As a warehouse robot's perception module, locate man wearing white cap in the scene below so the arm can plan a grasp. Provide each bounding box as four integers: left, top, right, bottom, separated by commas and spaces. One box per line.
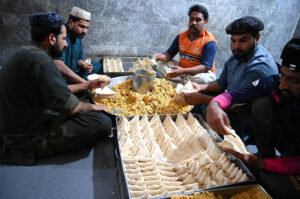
54, 7, 101, 84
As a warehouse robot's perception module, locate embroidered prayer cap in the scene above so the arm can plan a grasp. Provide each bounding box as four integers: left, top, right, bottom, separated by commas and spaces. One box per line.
29, 12, 63, 28
281, 36, 300, 72
225, 16, 264, 35
70, 7, 91, 21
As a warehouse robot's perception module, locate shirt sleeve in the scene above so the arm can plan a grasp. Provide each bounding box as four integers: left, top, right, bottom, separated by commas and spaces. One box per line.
216, 64, 228, 90
213, 75, 279, 110
239, 70, 268, 89
265, 156, 300, 174
166, 35, 179, 59
200, 41, 217, 70
63, 93, 80, 113
34, 52, 78, 114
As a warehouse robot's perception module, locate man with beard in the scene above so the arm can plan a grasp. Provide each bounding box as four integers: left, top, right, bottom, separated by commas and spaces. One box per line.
153, 4, 217, 84
184, 16, 278, 141
54, 7, 100, 83
0, 12, 112, 165
206, 36, 300, 199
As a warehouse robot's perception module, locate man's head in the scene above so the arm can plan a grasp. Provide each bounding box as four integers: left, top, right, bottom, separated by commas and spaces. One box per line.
226, 16, 264, 58
68, 7, 91, 39
29, 12, 67, 57
279, 36, 300, 99
188, 5, 208, 36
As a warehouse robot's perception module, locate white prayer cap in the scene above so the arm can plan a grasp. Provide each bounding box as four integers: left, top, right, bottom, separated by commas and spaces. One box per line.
70, 7, 91, 21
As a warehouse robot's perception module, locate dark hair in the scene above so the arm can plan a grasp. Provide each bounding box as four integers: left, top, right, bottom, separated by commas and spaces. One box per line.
29, 12, 63, 42
188, 4, 209, 21
68, 15, 89, 23
68, 15, 80, 23
31, 25, 62, 42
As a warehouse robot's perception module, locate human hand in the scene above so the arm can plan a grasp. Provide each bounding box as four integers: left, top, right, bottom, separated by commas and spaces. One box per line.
183, 92, 203, 105
223, 149, 265, 170
91, 104, 109, 112
82, 62, 93, 73
190, 82, 204, 92
87, 79, 109, 90
153, 53, 166, 61
206, 101, 231, 135
165, 65, 183, 78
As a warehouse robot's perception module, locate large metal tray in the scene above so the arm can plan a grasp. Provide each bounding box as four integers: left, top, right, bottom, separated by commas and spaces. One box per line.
114, 113, 256, 199
102, 56, 152, 77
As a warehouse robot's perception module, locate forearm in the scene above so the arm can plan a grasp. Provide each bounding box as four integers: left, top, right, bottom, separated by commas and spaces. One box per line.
71, 101, 92, 115
211, 92, 234, 110
200, 81, 223, 93
201, 94, 214, 105
54, 60, 86, 83
180, 64, 208, 75
185, 93, 214, 105
161, 53, 172, 62
68, 82, 89, 93
264, 156, 300, 174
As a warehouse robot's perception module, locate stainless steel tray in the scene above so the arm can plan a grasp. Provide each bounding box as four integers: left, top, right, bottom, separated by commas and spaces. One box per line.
114, 113, 256, 199
102, 56, 151, 77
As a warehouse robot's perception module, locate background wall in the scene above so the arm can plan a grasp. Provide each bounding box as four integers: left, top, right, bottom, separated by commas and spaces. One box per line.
0, 0, 299, 69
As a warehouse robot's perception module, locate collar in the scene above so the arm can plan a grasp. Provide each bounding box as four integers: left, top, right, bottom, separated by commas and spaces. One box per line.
31, 41, 48, 54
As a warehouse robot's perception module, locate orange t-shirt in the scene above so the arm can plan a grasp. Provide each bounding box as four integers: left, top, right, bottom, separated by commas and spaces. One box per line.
179, 29, 217, 72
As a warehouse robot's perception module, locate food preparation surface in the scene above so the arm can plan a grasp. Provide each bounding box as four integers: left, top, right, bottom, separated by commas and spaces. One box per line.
116, 114, 255, 199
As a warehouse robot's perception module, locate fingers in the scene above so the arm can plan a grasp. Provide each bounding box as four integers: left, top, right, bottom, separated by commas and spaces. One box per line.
92, 104, 108, 111
191, 82, 200, 91
83, 63, 93, 72
223, 116, 231, 128
223, 148, 244, 159
165, 72, 176, 78
101, 105, 109, 111
243, 154, 251, 162
153, 53, 163, 61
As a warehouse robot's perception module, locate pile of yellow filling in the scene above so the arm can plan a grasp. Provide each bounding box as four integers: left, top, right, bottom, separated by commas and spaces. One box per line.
94, 78, 192, 116
171, 186, 270, 199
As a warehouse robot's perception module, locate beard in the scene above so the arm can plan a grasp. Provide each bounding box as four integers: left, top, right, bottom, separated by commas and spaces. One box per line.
189, 25, 200, 35
71, 27, 85, 39
232, 42, 256, 58
281, 89, 300, 101
49, 42, 63, 57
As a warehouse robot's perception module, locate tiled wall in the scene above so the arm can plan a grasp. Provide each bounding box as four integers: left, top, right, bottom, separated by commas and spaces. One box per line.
0, 0, 299, 67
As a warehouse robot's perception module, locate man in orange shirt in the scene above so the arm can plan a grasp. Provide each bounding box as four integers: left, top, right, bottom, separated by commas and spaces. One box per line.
153, 4, 217, 84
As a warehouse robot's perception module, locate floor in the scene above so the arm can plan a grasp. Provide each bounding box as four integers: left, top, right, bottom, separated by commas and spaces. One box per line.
0, 137, 126, 199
